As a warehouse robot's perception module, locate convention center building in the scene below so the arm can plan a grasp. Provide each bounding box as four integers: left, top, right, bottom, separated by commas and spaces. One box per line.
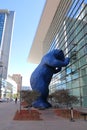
28, 0, 87, 107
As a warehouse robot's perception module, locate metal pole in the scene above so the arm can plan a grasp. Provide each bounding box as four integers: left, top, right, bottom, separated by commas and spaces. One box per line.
0, 62, 3, 98
20, 87, 22, 112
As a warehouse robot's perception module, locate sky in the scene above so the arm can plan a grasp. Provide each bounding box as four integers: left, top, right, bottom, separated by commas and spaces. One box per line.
0, 0, 46, 86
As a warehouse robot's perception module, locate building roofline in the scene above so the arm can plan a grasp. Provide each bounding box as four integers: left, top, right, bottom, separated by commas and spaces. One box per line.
0, 9, 10, 14
28, 0, 60, 64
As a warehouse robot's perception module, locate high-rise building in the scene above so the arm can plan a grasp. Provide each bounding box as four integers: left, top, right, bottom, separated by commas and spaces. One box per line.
0, 9, 15, 79
0, 9, 15, 98
28, 0, 87, 107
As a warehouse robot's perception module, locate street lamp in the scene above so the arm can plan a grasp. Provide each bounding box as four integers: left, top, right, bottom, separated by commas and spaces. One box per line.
0, 61, 3, 98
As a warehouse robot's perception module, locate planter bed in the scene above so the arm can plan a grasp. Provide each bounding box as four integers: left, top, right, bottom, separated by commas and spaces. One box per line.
54, 108, 82, 119
13, 109, 42, 120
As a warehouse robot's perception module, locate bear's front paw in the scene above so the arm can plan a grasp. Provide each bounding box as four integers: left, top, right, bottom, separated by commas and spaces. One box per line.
64, 57, 70, 66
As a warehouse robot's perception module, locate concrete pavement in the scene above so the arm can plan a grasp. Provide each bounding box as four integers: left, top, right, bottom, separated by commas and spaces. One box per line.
0, 101, 87, 130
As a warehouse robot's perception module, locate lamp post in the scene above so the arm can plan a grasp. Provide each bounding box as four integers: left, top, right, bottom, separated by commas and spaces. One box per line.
0, 61, 3, 98
19, 83, 22, 111
19, 76, 22, 112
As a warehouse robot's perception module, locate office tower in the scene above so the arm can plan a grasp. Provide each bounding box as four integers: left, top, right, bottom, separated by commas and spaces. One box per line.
0, 9, 15, 98
0, 9, 15, 79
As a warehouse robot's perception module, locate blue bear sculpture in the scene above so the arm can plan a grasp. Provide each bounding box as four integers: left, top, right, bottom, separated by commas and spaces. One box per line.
30, 49, 70, 109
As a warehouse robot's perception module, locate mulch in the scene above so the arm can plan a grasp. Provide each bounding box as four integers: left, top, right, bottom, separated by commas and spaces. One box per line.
13, 109, 42, 120
13, 101, 42, 120
54, 108, 82, 119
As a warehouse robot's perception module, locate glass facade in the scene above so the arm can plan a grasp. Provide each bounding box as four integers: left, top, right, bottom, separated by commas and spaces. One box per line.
44, 0, 87, 107
0, 13, 5, 46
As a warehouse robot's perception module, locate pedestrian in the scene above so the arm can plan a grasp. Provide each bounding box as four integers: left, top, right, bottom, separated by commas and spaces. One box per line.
15, 97, 17, 104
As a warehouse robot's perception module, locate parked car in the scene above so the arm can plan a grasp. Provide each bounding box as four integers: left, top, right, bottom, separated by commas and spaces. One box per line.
0, 98, 9, 102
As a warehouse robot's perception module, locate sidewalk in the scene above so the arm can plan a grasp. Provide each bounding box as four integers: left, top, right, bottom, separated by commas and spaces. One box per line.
0, 102, 87, 130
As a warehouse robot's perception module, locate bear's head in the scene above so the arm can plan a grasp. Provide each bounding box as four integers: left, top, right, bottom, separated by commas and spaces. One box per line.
53, 49, 65, 61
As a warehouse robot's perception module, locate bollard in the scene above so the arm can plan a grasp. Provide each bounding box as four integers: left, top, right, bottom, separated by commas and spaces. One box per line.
70, 107, 75, 122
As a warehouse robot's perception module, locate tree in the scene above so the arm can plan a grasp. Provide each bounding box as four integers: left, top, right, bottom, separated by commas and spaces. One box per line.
49, 89, 79, 108
21, 90, 40, 108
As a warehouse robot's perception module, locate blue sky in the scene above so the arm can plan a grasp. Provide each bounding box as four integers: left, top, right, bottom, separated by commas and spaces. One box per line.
0, 0, 46, 86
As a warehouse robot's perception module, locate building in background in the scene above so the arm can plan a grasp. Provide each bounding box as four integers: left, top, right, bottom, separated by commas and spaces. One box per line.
5, 76, 17, 99
28, 0, 87, 107
0, 9, 15, 98
0, 76, 17, 100
0, 9, 15, 79
21, 86, 31, 91
11, 74, 22, 93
